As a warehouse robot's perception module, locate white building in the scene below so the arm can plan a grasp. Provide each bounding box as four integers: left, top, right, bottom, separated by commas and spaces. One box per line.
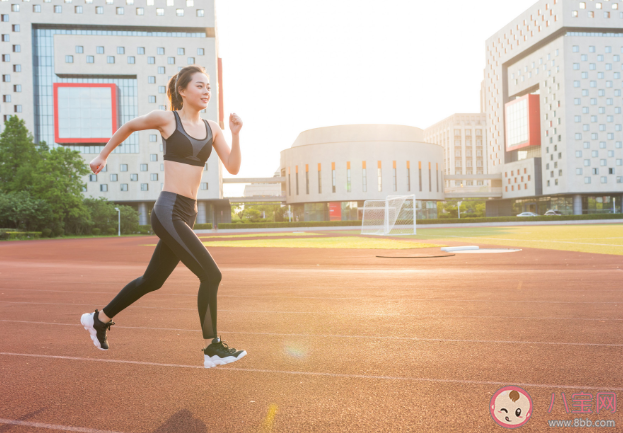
0, 0, 229, 225
279, 125, 444, 221
484, 0, 623, 215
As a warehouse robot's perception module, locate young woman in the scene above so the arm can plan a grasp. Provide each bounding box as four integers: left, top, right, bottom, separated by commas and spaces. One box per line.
80, 65, 246, 369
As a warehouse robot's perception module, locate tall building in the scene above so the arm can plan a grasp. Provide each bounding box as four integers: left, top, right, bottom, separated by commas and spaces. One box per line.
484, 0, 623, 215
0, 0, 229, 225
423, 113, 488, 188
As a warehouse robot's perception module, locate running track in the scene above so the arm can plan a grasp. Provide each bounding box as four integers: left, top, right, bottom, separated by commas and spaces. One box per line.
0, 233, 622, 432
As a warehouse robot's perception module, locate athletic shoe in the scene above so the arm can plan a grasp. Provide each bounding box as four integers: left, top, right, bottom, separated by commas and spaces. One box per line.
80, 309, 115, 351
203, 336, 247, 368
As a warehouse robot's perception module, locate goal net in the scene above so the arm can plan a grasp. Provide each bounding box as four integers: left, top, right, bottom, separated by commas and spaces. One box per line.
361, 194, 416, 235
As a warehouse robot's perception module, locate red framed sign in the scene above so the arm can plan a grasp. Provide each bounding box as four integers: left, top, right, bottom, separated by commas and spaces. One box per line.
504, 94, 541, 152
53, 83, 118, 144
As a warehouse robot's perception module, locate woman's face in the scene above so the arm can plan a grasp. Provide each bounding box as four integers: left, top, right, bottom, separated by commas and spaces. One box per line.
179, 72, 211, 110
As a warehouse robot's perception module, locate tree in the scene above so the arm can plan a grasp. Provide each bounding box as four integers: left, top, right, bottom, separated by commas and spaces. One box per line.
30, 146, 91, 234
0, 116, 44, 193
84, 198, 139, 234
0, 191, 53, 231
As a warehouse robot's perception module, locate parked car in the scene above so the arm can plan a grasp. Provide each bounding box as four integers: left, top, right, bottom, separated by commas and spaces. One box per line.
544, 210, 562, 216
517, 212, 539, 217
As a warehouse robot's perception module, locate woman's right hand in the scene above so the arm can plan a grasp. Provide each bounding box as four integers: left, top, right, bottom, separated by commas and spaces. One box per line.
90, 155, 107, 174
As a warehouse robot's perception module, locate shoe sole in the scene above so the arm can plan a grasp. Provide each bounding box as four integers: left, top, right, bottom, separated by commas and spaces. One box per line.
80, 312, 107, 351
204, 350, 247, 369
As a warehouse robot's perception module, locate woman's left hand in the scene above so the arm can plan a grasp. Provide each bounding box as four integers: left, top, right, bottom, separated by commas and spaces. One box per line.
229, 113, 243, 135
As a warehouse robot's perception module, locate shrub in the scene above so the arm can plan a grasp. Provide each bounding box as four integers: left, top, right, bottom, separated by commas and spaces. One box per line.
42, 228, 52, 237
53, 228, 64, 237
107, 227, 117, 235
91, 228, 101, 236
193, 223, 213, 230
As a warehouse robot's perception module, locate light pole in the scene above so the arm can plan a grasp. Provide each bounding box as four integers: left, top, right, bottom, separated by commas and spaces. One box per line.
114, 207, 120, 236
457, 201, 463, 219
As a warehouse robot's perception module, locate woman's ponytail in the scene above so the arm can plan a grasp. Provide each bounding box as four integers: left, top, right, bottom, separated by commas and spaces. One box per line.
166, 65, 208, 111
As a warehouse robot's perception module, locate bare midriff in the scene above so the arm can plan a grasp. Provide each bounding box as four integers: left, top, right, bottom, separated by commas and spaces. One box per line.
162, 160, 203, 212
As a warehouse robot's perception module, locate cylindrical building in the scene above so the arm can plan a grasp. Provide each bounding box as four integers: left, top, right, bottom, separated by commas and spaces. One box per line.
279, 125, 445, 222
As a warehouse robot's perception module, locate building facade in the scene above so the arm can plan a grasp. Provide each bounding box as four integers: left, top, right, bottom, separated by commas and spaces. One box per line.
484, 0, 623, 215
0, 0, 228, 225
423, 113, 488, 187
279, 125, 444, 222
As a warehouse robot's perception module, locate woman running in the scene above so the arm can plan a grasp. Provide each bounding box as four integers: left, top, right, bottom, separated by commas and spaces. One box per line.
80, 65, 246, 368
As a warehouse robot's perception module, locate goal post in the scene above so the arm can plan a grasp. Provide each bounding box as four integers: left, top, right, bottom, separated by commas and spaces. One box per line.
361, 194, 416, 235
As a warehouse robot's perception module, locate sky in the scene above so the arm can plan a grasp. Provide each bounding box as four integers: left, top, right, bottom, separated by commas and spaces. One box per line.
215, 0, 538, 196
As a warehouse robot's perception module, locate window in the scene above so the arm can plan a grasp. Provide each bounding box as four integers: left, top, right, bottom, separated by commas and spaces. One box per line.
74, 46, 84, 54
197, 48, 205, 56
377, 163, 382, 192
2, 75, 10, 83
158, 86, 166, 94
1, 35, 9, 42
116, 47, 125, 55
110, 174, 118, 182
75, 4, 82, 11
176, 8, 183, 16
0, 15, 7, 22
601, 176, 607, 184
107, 56, 115, 64
100, 184, 108, 192
156, 8, 164, 15
576, 168, 583, 175
127, 56, 135, 64
120, 184, 128, 192
96, 46, 104, 54
187, 57, 195, 65
33, 4, 40, 12
150, 154, 158, 162
130, 174, 138, 181
13, 85, 20, 92
127, 0, 134, 3
147, 56, 155, 64
137, 47, 145, 55
1, 54, 8, 63
167, 57, 175, 64
13, 105, 21, 113
149, 134, 157, 142
148, 95, 156, 103
65, 55, 74, 63
147, 0, 154, 4
200, 182, 208, 190
141, 184, 149, 191
89, 174, 97, 182
86, 56, 94, 63
592, 168, 599, 175
95, 6, 103, 13
157, 66, 165, 74
196, 9, 204, 17
12, 24, 20, 32
10, 4, 18, 12
116, 7, 124, 14
150, 173, 158, 181
136, 7, 144, 15
187, 0, 193, 5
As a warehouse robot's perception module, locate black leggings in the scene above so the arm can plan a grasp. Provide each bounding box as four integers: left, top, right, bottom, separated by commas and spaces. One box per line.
103, 191, 221, 339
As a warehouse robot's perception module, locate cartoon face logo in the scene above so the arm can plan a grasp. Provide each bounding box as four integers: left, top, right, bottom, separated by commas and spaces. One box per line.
490, 386, 533, 429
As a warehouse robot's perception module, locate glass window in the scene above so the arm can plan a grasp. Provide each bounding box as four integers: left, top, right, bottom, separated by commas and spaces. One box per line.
33, 4, 41, 12
120, 184, 128, 192
140, 164, 148, 172
110, 174, 118, 181
65, 55, 73, 63
116, 7, 124, 14
86, 55, 94, 63
186, 0, 193, 5
127, 56, 135, 64
197, 48, 205, 56
54, 5, 61, 13
141, 183, 149, 191
89, 174, 97, 182
120, 164, 128, 172
107, 56, 115, 64
148, 95, 156, 103
150, 173, 158, 181
96, 46, 104, 54
117, 47, 125, 55
95, 6, 103, 13
177, 48, 185, 55
136, 7, 143, 15
127, 0, 134, 4
137, 47, 145, 55
149, 134, 157, 142
13, 84, 21, 92
157, 66, 165, 74
75, 46, 84, 54
200, 182, 208, 190
156, 8, 164, 15
10, 4, 18, 12
187, 57, 195, 64
196, 9, 204, 17
148, 76, 155, 84
13, 105, 21, 113
147, 56, 155, 64
130, 174, 138, 181
157, 47, 165, 55
176, 8, 183, 16
167, 57, 175, 64
100, 184, 108, 192
158, 86, 166, 93
150, 154, 158, 161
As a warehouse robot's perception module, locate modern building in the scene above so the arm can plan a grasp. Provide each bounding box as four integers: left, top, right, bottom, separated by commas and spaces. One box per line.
0, 0, 230, 225
279, 125, 444, 222
483, 0, 623, 215
242, 170, 283, 198
423, 113, 489, 186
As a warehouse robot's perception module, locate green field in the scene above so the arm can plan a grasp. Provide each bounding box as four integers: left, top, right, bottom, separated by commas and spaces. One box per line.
197, 232, 321, 240
198, 236, 442, 249
342, 224, 623, 256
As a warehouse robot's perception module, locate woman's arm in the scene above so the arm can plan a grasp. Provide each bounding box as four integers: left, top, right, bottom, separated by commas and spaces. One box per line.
89, 110, 172, 174
211, 113, 242, 175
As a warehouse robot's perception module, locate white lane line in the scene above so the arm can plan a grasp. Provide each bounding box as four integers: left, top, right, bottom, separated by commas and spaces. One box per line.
1, 296, 621, 307
1, 319, 622, 348
442, 235, 623, 248
0, 418, 123, 433
2, 352, 622, 392
3, 286, 623, 296
1, 301, 622, 321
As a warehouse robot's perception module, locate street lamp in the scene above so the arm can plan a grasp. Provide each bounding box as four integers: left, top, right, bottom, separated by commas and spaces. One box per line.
457, 201, 463, 219
114, 207, 120, 237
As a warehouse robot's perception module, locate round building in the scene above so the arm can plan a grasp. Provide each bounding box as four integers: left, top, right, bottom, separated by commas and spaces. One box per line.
279, 124, 445, 222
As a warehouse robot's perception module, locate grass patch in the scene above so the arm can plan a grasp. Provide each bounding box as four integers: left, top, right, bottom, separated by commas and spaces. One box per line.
197, 236, 442, 249
402, 224, 623, 256
198, 232, 321, 239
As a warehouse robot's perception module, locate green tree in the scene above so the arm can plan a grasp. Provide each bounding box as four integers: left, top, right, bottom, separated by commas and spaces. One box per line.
0, 116, 44, 193
30, 146, 91, 234
0, 191, 54, 231
84, 198, 139, 234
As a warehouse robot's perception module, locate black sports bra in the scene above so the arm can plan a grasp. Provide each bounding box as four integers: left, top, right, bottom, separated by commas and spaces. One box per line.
162, 111, 213, 167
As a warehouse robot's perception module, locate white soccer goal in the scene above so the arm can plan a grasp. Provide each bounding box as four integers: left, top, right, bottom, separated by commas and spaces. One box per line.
361, 194, 416, 235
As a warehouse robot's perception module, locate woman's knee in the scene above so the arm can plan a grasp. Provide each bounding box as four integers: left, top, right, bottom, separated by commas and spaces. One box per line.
199, 268, 222, 287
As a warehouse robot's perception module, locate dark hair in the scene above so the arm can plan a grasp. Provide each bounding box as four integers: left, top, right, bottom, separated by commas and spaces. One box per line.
166, 65, 209, 111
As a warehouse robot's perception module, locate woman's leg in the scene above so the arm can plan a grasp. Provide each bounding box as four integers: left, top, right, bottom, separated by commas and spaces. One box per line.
151, 209, 221, 342
101, 239, 181, 319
